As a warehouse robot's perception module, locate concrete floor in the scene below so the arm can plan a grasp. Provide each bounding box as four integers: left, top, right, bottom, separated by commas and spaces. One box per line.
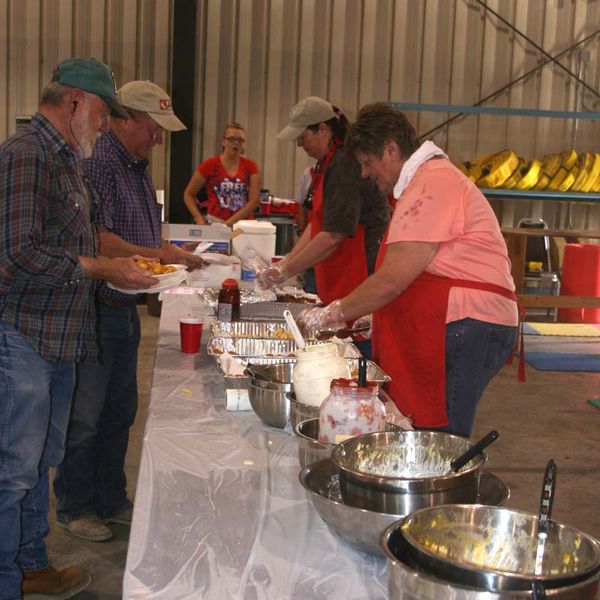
44, 307, 600, 598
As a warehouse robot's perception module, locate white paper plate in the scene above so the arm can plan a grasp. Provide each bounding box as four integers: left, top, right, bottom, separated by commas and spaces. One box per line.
107, 269, 188, 295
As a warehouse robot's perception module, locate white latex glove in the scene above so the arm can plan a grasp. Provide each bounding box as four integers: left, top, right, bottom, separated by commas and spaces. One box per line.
352, 313, 373, 340
297, 300, 345, 336
256, 262, 289, 289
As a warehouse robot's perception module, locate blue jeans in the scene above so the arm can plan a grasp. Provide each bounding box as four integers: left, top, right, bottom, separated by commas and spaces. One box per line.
54, 303, 140, 522
442, 318, 516, 438
0, 320, 75, 600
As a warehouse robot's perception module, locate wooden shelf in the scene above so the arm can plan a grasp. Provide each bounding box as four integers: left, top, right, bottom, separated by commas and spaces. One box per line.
482, 188, 600, 204
502, 227, 600, 301
518, 295, 600, 309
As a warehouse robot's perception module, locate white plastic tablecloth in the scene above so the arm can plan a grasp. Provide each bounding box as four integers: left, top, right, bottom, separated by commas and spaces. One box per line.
123, 294, 388, 599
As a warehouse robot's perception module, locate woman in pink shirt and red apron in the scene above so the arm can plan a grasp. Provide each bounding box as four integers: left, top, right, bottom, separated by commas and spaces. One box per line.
299, 103, 518, 438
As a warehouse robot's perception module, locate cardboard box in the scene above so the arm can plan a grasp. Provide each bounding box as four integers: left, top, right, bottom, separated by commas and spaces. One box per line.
162, 223, 231, 254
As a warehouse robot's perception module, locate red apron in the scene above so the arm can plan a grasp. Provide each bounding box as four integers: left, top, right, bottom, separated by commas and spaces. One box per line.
310, 148, 368, 306
372, 242, 519, 428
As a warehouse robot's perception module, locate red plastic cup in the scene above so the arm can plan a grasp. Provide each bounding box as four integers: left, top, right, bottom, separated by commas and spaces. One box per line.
179, 318, 203, 353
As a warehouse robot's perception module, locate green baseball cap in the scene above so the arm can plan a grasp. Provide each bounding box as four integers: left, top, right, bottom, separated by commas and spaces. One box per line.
52, 58, 128, 119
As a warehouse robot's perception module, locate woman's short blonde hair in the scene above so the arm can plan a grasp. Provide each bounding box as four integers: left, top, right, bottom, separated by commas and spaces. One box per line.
222, 122, 245, 136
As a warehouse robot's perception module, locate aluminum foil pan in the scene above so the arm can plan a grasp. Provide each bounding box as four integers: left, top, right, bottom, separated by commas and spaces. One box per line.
210, 320, 315, 340
196, 287, 277, 308
207, 337, 360, 359
207, 336, 304, 358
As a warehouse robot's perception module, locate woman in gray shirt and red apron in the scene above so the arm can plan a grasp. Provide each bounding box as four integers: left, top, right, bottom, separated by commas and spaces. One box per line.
257, 97, 389, 308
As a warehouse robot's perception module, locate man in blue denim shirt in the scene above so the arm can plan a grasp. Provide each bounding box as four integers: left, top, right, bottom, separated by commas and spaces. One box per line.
54, 81, 203, 544
0, 59, 158, 599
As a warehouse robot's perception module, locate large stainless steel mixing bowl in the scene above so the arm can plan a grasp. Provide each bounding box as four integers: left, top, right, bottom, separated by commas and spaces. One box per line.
399, 504, 600, 592
294, 418, 403, 468
247, 362, 294, 387
332, 431, 486, 514
248, 381, 292, 428
300, 459, 509, 557
287, 392, 319, 430
381, 519, 600, 599
295, 419, 335, 467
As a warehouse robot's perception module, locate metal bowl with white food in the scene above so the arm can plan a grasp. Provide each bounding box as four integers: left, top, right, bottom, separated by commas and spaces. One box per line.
331, 430, 487, 514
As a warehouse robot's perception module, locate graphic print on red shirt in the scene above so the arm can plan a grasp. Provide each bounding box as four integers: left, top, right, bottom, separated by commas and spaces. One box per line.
197, 155, 258, 221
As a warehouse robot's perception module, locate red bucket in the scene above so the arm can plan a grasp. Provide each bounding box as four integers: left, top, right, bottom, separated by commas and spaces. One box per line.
557, 243, 600, 323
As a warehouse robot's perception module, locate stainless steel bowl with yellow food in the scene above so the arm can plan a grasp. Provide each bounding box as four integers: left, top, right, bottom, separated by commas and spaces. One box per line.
382, 516, 600, 599
394, 504, 600, 593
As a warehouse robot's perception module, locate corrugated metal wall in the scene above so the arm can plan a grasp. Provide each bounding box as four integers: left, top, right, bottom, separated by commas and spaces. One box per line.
1, 0, 599, 229
0, 0, 173, 189
194, 0, 600, 229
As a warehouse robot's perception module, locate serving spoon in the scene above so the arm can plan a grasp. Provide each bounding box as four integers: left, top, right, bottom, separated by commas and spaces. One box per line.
283, 309, 306, 350
449, 430, 499, 473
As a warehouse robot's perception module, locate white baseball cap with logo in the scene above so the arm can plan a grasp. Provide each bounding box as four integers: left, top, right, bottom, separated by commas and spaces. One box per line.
277, 96, 335, 141
117, 80, 186, 131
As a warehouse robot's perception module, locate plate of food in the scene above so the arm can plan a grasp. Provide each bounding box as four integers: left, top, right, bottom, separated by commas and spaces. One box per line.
107, 268, 188, 295
135, 260, 187, 281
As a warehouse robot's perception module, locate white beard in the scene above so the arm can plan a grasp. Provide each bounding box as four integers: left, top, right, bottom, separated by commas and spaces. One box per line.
71, 103, 101, 159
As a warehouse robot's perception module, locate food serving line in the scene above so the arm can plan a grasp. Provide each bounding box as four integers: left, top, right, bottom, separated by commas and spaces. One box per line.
122, 291, 389, 599
123, 288, 600, 599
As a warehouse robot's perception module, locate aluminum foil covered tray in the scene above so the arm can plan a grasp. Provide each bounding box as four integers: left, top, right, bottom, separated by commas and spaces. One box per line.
210, 320, 316, 340
196, 287, 277, 308
239, 301, 309, 321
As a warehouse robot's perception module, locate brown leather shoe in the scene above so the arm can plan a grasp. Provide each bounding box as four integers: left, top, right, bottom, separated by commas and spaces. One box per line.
22, 565, 91, 599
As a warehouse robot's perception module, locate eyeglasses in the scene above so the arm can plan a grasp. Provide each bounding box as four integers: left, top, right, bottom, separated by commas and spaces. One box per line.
224, 136, 246, 144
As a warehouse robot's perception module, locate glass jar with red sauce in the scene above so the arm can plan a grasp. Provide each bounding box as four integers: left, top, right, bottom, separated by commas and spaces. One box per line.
217, 278, 240, 321
318, 378, 385, 444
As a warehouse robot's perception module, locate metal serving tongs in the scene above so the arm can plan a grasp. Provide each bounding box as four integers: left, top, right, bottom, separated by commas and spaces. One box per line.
315, 323, 370, 341
532, 459, 557, 599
